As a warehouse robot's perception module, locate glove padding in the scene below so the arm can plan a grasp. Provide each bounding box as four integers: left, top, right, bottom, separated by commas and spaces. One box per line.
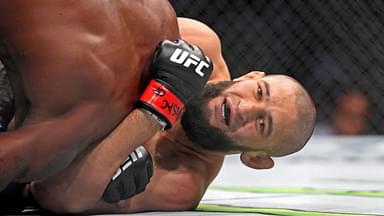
138, 39, 213, 129
102, 146, 153, 203
151, 39, 213, 103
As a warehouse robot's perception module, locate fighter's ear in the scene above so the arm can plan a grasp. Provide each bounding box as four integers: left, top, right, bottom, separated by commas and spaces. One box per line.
240, 152, 274, 169
233, 71, 266, 81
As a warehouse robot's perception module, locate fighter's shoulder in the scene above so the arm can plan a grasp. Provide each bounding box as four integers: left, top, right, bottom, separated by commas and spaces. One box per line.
177, 18, 216, 33
177, 17, 221, 44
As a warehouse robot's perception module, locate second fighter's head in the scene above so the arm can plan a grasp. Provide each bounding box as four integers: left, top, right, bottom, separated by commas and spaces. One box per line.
181, 71, 316, 169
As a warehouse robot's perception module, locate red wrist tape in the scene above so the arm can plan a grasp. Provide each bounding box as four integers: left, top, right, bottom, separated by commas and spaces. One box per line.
140, 80, 185, 126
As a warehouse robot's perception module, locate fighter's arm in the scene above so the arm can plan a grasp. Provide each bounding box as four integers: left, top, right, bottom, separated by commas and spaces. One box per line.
0, 43, 163, 192
30, 19, 222, 213
178, 17, 231, 82
30, 109, 162, 213
32, 145, 207, 214
85, 169, 207, 214
30, 39, 213, 212
0, 98, 162, 190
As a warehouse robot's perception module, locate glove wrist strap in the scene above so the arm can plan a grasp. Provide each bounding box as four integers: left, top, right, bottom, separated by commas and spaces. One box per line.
142, 109, 168, 130
139, 80, 185, 129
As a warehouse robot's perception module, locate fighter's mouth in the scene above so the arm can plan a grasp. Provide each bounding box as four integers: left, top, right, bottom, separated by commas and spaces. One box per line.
222, 98, 231, 126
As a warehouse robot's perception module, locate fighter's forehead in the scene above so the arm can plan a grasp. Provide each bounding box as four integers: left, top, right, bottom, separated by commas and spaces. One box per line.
234, 74, 298, 88
262, 74, 298, 85
262, 76, 305, 156
237, 75, 298, 102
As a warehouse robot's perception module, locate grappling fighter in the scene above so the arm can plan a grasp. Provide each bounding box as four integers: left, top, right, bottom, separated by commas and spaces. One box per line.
0, 0, 212, 195
28, 18, 316, 214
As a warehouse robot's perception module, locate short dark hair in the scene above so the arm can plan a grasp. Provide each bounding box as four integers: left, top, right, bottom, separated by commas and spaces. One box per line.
293, 82, 317, 151
272, 76, 317, 156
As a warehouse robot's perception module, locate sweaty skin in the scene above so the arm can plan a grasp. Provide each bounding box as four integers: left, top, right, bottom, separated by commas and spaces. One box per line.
0, 1, 179, 189
30, 18, 231, 213
31, 17, 315, 214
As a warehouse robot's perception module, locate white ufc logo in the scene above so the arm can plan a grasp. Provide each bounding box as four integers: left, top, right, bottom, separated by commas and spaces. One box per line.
169, 48, 210, 77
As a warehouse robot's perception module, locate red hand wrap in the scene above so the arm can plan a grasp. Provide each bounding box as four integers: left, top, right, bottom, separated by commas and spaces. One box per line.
140, 80, 185, 126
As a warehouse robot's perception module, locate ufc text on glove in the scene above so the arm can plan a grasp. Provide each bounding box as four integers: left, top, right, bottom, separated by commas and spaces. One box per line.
138, 40, 213, 129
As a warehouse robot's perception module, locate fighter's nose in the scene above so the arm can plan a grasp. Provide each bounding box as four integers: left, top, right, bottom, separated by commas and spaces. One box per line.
238, 100, 266, 121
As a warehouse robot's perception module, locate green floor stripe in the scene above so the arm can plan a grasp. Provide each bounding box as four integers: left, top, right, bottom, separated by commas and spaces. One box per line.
197, 204, 374, 216
210, 186, 384, 198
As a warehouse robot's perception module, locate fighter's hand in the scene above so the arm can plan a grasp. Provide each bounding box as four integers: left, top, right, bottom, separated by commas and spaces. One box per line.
103, 146, 153, 203
138, 39, 213, 129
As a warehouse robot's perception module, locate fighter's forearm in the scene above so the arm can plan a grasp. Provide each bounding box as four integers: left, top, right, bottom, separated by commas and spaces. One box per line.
31, 108, 161, 213
0, 125, 81, 191
0, 102, 121, 190
0, 120, 83, 190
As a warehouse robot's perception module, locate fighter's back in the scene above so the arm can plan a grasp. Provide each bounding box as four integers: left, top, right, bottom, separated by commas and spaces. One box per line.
0, 0, 179, 125
0, 0, 179, 181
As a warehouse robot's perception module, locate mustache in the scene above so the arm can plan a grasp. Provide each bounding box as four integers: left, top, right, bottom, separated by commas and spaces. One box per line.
181, 81, 246, 152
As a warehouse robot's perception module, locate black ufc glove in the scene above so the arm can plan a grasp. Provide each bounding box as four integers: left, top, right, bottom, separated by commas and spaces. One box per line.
138, 39, 213, 129
102, 146, 153, 203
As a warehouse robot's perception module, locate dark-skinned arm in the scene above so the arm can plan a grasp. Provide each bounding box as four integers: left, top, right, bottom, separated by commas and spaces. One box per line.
30, 108, 161, 213
30, 20, 226, 213
30, 39, 213, 213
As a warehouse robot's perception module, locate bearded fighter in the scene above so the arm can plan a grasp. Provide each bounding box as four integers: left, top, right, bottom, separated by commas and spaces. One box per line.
28, 18, 316, 214
0, 0, 213, 198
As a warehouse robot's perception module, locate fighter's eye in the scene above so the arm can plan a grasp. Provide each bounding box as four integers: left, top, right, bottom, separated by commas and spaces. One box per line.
257, 86, 263, 100
259, 118, 265, 133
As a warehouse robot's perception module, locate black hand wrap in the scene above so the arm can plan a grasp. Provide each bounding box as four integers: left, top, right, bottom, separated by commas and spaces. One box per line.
138, 39, 213, 129
102, 146, 153, 203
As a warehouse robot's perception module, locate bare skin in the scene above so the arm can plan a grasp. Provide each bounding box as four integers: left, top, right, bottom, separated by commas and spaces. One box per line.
31, 18, 231, 213
30, 18, 315, 214
0, 0, 179, 189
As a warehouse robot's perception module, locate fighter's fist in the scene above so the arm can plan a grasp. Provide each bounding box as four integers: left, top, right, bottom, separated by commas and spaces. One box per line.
138, 39, 213, 129
103, 146, 153, 203
151, 40, 213, 101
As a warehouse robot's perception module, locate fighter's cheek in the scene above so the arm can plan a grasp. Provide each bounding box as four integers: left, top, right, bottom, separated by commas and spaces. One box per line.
208, 117, 217, 129
227, 124, 258, 141
206, 106, 218, 128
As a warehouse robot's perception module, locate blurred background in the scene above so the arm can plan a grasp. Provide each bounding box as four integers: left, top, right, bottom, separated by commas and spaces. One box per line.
171, 0, 384, 135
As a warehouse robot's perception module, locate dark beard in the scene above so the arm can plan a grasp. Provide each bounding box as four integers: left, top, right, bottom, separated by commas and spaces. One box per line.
181, 81, 241, 152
